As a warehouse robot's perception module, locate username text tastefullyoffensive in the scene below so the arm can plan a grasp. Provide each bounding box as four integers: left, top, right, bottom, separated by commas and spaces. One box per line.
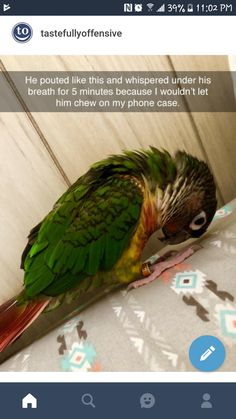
40, 29, 123, 39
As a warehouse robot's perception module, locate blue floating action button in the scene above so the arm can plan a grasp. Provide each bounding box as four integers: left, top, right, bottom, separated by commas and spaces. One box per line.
189, 335, 226, 372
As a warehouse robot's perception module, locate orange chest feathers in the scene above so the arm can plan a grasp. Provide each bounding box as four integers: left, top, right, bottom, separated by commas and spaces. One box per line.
113, 190, 159, 283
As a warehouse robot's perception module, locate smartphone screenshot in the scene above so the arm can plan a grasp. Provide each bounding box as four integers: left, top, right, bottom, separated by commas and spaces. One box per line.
0, 0, 235, 417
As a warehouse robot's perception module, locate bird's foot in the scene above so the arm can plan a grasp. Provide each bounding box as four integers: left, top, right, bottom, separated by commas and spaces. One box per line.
127, 244, 202, 291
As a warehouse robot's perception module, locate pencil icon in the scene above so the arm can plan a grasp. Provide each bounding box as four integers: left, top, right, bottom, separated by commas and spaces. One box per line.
200, 346, 216, 361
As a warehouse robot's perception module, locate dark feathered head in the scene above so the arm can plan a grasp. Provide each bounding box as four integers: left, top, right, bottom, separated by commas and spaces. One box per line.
159, 151, 217, 245
91, 146, 217, 245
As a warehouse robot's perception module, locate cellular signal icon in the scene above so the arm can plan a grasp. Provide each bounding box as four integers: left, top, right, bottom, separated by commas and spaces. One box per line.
156, 4, 165, 12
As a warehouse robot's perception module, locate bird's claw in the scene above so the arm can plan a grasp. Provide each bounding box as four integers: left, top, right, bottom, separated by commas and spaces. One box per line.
127, 244, 202, 292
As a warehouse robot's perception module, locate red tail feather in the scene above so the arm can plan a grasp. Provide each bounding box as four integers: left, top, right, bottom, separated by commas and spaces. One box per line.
0, 297, 49, 352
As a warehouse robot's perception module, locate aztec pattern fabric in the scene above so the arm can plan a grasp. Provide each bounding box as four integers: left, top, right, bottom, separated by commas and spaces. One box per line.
1, 200, 236, 372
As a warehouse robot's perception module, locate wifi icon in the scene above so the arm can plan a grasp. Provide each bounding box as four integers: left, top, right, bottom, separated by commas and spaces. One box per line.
146, 3, 154, 12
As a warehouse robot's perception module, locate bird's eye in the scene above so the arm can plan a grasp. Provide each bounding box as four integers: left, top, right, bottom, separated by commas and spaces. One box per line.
189, 211, 207, 230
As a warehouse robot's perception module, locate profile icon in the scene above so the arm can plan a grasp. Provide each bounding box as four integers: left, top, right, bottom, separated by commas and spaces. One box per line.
12, 23, 33, 43
201, 393, 213, 409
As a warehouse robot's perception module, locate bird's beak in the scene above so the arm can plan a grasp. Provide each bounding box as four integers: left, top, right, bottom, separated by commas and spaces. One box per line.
156, 229, 168, 242
165, 230, 191, 245
157, 228, 191, 245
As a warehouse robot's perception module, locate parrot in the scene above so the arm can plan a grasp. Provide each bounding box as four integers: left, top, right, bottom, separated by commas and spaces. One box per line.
0, 147, 217, 352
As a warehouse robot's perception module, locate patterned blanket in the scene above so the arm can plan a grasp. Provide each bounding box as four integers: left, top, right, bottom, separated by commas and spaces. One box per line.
1, 201, 236, 371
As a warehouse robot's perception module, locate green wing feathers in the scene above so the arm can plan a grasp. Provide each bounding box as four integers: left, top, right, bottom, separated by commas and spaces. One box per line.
21, 147, 178, 301
22, 175, 143, 299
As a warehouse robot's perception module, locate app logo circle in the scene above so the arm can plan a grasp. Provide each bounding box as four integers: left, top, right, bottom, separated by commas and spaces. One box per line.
189, 335, 226, 372
12, 23, 33, 43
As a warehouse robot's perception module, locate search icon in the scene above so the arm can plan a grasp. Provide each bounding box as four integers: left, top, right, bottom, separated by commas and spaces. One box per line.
81, 393, 96, 408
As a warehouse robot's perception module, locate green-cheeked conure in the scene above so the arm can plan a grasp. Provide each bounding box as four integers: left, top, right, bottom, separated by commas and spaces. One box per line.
0, 147, 217, 351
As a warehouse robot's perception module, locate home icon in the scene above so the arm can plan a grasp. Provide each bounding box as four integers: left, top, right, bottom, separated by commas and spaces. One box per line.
22, 393, 37, 409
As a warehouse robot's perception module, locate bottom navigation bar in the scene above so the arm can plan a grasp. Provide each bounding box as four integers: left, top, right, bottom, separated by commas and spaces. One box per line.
0, 382, 234, 418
